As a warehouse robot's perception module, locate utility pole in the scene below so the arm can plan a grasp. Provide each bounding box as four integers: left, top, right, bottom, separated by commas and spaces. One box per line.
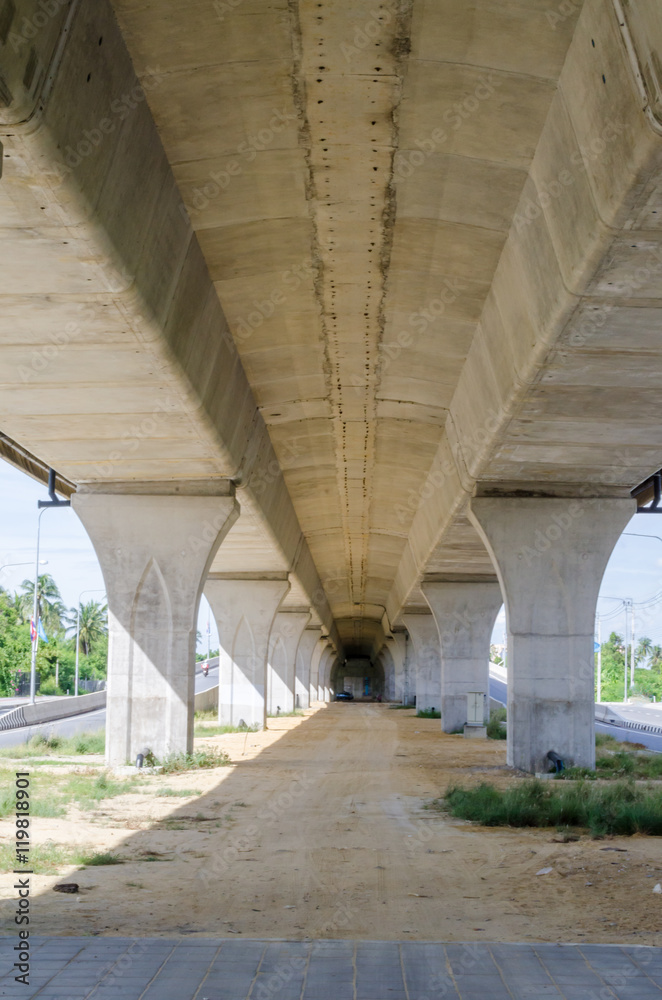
30, 470, 70, 705
623, 598, 632, 703
631, 602, 636, 690
596, 615, 602, 703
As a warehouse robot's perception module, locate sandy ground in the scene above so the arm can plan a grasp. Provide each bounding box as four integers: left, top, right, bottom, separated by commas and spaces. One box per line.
1, 703, 662, 943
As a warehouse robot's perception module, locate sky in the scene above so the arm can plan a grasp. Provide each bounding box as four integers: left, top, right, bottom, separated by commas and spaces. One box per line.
0, 458, 218, 652
1, 457, 660, 654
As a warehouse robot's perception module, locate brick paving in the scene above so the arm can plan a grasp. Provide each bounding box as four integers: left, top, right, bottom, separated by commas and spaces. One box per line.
1, 938, 661, 999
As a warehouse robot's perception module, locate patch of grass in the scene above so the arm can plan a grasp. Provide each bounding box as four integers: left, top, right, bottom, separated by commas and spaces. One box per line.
561, 749, 662, 782
595, 733, 619, 749
0, 840, 73, 875
194, 722, 259, 738
155, 788, 203, 797
486, 706, 507, 740
0, 730, 105, 759
440, 779, 662, 837
416, 708, 441, 719
389, 704, 414, 710
266, 710, 304, 718
0, 769, 65, 818
61, 770, 138, 809
158, 747, 231, 774
76, 850, 123, 866
194, 708, 218, 722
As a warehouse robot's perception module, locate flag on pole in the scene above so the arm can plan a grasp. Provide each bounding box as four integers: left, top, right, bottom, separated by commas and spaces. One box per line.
30, 619, 36, 643
37, 619, 48, 643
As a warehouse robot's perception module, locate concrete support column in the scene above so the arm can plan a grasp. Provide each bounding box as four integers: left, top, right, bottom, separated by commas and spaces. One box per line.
379, 647, 396, 701
73, 484, 239, 766
309, 637, 328, 704
385, 633, 408, 704
422, 578, 502, 733
320, 646, 335, 701
295, 626, 321, 710
402, 613, 441, 713
470, 497, 633, 772
204, 575, 289, 729
268, 611, 311, 716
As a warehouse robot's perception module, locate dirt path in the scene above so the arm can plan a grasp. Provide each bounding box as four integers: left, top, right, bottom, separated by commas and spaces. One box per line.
2, 703, 662, 943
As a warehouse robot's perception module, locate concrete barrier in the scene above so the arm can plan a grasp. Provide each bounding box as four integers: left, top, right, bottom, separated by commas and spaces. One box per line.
194, 685, 218, 713
0, 691, 106, 732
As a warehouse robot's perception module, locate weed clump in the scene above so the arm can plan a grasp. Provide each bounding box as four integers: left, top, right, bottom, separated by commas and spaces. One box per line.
416, 708, 441, 719
77, 851, 123, 866
486, 707, 507, 740
440, 779, 662, 837
159, 747, 231, 774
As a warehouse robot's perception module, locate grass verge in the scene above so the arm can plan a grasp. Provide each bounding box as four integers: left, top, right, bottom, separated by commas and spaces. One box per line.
0, 730, 105, 758
561, 749, 662, 781
194, 722, 259, 738
438, 779, 662, 837
416, 708, 441, 719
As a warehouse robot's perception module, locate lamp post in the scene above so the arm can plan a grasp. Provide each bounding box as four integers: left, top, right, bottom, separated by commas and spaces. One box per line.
74, 589, 106, 697
0, 559, 47, 576
29, 470, 70, 705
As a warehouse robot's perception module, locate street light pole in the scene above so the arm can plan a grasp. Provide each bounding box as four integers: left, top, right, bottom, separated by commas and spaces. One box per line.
29, 509, 46, 705
599, 620, 603, 702
0, 559, 46, 577
29, 469, 70, 705
74, 589, 106, 697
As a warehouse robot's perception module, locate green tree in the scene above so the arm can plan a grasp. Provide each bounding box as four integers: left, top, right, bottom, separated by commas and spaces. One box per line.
636, 636, 653, 666
597, 632, 627, 702
0, 592, 31, 696
18, 574, 65, 636
66, 599, 107, 657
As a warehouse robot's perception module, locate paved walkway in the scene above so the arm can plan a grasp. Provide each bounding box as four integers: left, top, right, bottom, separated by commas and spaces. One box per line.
1, 938, 661, 999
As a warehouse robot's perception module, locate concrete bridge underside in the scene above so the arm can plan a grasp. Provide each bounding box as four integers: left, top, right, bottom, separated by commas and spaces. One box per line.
1, 0, 662, 768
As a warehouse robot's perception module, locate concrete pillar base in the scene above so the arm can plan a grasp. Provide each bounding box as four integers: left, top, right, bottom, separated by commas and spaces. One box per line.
73, 485, 239, 766
402, 613, 442, 713
268, 611, 310, 716
464, 724, 487, 739
422, 578, 502, 734
205, 576, 289, 730
470, 496, 634, 773
295, 627, 321, 711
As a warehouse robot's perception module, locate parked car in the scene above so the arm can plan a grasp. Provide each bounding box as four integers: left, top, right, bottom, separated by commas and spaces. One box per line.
335, 691, 354, 701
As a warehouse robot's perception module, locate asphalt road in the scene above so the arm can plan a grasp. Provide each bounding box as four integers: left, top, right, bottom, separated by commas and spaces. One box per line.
489, 672, 662, 752
0, 664, 220, 749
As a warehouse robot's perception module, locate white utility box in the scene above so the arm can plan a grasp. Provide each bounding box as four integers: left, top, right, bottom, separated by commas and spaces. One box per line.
464, 691, 487, 738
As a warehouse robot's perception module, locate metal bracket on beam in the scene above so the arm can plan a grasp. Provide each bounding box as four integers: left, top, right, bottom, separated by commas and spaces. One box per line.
631, 469, 662, 513
37, 468, 71, 509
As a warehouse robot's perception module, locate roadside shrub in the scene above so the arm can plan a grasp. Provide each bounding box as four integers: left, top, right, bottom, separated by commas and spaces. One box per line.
486, 707, 507, 740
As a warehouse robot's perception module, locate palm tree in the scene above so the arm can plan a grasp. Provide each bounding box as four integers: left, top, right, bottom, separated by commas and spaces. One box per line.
650, 645, 662, 672
19, 574, 65, 635
66, 600, 108, 656
636, 636, 653, 666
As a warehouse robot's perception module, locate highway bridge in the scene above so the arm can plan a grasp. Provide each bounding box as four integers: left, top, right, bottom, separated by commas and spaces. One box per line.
1, 0, 661, 770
